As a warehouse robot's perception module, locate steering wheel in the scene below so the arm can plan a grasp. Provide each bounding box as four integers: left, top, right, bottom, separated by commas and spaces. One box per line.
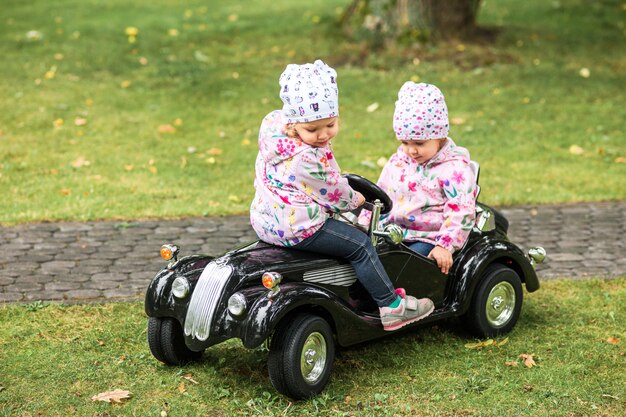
344, 174, 393, 215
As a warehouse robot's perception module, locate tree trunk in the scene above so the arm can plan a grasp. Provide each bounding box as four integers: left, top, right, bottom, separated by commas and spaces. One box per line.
342, 0, 482, 43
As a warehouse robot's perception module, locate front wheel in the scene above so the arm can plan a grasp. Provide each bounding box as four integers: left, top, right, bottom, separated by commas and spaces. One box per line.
147, 317, 203, 365
268, 313, 335, 400
462, 264, 523, 338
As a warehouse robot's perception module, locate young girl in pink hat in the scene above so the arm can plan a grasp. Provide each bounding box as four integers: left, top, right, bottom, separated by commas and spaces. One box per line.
250, 61, 433, 331
362, 82, 477, 274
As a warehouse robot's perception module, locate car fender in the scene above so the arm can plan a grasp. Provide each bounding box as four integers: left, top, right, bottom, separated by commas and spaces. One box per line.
239, 283, 384, 349
450, 236, 540, 315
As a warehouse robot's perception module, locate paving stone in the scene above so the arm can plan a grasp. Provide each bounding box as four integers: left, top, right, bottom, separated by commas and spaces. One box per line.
0, 292, 24, 302
63, 289, 102, 299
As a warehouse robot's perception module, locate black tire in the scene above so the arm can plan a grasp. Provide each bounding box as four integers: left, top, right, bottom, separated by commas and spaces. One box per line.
147, 317, 166, 363
147, 317, 203, 365
268, 314, 335, 400
463, 264, 523, 338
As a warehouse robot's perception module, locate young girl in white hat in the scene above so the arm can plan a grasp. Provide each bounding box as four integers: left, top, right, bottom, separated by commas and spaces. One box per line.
250, 61, 433, 331
362, 81, 477, 274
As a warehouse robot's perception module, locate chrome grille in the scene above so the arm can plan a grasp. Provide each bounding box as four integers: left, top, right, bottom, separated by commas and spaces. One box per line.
303, 264, 357, 287
184, 262, 232, 341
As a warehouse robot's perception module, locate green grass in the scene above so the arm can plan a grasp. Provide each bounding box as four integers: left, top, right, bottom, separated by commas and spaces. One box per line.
1, 0, 625, 225
1, 279, 625, 416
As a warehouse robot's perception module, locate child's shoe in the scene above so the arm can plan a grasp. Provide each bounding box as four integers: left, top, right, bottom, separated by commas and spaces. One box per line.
379, 295, 434, 331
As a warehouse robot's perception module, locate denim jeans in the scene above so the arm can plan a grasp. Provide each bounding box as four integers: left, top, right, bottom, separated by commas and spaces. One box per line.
407, 241, 435, 257
295, 219, 397, 307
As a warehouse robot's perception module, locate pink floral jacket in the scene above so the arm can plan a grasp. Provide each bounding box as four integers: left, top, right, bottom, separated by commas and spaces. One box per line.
250, 111, 361, 247
362, 138, 477, 253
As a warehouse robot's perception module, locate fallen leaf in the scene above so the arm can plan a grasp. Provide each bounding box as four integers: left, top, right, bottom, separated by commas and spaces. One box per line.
606, 337, 620, 345
208, 148, 222, 155
497, 337, 509, 347
97, 340, 105, 346
139, 57, 148, 65
505, 361, 518, 367
91, 389, 131, 403
228, 14, 238, 22
53, 118, 64, 127
74, 117, 87, 126
168, 28, 179, 37
205, 157, 216, 164
366, 102, 379, 113
376, 157, 387, 168
579, 68, 590, 78
120, 80, 131, 88
178, 382, 186, 393
71, 156, 90, 168
183, 374, 199, 385
615, 157, 626, 164
523, 384, 534, 392
173, 118, 183, 126
158, 124, 176, 134
569, 145, 584, 155
124, 165, 134, 171
60, 188, 71, 196
519, 353, 537, 368
241, 138, 251, 146
465, 339, 494, 349
228, 195, 241, 203
149, 166, 158, 174
451, 117, 466, 125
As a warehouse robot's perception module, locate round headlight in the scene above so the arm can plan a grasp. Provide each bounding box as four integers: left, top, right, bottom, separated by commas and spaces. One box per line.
227, 293, 247, 317
171, 277, 190, 299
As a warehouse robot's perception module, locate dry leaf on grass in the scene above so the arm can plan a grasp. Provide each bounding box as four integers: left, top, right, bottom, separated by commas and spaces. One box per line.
569, 145, 584, 155
606, 337, 620, 345
158, 124, 176, 134
183, 374, 199, 385
519, 353, 537, 368
91, 389, 131, 403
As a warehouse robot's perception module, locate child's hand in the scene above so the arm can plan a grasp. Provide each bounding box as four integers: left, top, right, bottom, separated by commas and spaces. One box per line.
355, 192, 366, 207
428, 246, 453, 274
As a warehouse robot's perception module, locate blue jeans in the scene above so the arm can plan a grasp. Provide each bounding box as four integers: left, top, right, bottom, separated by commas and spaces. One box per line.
408, 241, 435, 257
295, 219, 397, 307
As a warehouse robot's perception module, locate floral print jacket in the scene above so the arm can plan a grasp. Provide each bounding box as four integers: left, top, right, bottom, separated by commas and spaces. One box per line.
250, 111, 361, 247
361, 138, 477, 253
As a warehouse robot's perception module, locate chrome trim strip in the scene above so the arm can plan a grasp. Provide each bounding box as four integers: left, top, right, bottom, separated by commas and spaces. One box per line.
184, 262, 232, 341
303, 264, 357, 287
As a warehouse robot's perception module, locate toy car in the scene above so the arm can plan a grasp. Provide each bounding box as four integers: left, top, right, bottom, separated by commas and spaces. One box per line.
144, 172, 545, 400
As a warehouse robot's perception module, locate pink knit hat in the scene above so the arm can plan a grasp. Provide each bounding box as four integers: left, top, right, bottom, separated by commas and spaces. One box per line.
393, 82, 449, 140
279, 60, 339, 124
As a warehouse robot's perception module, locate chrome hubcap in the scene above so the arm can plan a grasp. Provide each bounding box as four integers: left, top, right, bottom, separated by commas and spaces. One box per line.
300, 332, 327, 384
485, 281, 516, 327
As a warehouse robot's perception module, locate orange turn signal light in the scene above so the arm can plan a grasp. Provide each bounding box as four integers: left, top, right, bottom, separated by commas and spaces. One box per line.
160, 244, 178, 261
262, 272, 281, 289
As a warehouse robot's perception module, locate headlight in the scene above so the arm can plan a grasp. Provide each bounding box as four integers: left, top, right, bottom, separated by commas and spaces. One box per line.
227, 293, 247, 317
171, 277, 190, 299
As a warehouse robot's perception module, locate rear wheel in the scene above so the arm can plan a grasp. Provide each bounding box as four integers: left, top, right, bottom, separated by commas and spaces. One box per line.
463, 265, 523, 338
268, 313, 335, 400
147, 317, 203, 365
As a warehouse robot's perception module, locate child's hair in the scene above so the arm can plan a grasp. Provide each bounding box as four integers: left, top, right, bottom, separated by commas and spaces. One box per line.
284, 123, 297, 139
279, 59, 339, 124
393, 82, 449, 141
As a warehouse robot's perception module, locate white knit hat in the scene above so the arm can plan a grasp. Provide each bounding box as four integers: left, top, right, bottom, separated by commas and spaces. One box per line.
279, 60, 339, 123
393, 82, 449, 140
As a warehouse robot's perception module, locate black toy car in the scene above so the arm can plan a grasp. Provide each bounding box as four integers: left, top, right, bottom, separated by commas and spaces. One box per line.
145, 173, 545, 399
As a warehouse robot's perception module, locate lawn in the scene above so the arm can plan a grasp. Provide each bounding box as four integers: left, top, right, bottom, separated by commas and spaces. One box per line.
1, 0, 624, 225
0, 279, 624, 416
